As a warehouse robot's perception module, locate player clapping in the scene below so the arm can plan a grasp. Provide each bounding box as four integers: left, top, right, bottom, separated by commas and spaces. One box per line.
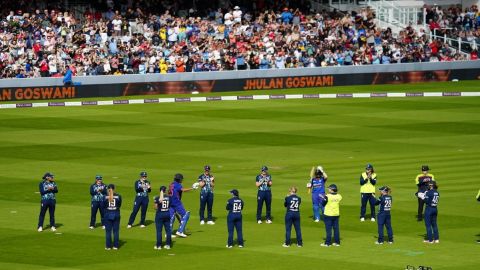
283, 187, 302, 247
127, 171, 151, 228
37, 172, 58, 232
226, 189, 244, 248
360, 164, 377, 222
198, 165, 215, 225
256, 166, 273, 224
374, 186, 393, 244
320, 184, 342, 247
154, 186, 172, 250
89, 175, 107, 229
104, 184, 122, 250
415, 165, 435, 221
418, 180, 440, 244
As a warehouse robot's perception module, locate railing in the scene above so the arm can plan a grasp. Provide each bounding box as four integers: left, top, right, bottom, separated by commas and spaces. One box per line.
367, 0, 423, 30
431, 28, 478, 56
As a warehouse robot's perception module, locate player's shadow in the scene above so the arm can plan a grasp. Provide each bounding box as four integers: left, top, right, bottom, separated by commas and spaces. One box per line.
144, 220, 154, 226
118, 240, 127, 248
233, 239, 246, 245
53, 223, 64, 229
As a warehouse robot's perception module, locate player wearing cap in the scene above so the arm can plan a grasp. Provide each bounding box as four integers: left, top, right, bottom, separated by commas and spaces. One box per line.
256, 166, 272, 224
374, 186, 393, 244
283, 187, 303, 247
320, 184, 342, 247
198, 165, 215, 225
90, 175, 107, 229
418, 180, 440, 243
104, 184, 122, 250
307, 166, 327, 222
154, 186, 172, 250
37, 172, 58, 232
226, 189, 244, 248
360, 164, 377, 222
127, 171, 151, 228
169, 173, 197, 238
415, 165, 435, 221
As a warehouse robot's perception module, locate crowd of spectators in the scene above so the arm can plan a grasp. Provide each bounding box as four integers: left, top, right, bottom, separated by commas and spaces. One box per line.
0, 0, 478, 79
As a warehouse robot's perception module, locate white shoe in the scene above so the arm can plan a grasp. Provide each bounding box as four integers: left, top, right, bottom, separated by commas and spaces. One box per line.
388, 241, 393, 244
320, 243, 330, 247
105, 247, 111, 250
332, 243, 340, 246
37, 227, 43, 232
89, 226, 94, 229
154, 246, 161, 250
282, 244, 290, 247
434, 240, 440, 244
113, 247, 118, 250
297, 244, 303, 247
257, 220, 262, 224
314, 219, 320, 222
226, 245, 232, 248
102, 226, 105, 230
51, 226, 56, 232
266, 219, 272, 224
207, 221, 215, 225
164, 245, 171, 249
360, 218, 365, 222
238, 245, 243, 248
375, 241, 383, 245
176, 231, 187, 238
371, 218, 376, 222
424, 240, 433, 244
200, 220, 205, 225
140, 225, 146, 228
127, 225, 132, 229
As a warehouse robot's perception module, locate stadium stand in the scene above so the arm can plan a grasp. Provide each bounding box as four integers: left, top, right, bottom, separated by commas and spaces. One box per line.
0, 0, 478, 79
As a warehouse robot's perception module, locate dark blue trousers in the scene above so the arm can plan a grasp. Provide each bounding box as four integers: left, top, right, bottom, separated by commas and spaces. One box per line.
424, 207, 439, 241
105, 212, 120, 248
257, 190, 272, 221
360, 193, 376, 218
324, 215, 340, 245
312, 192, 325, 220
128, 196, 149, 226
285, 212, 302, 245
199, 192, 214, 221
155, 212, 172, 247
90, 201, 105, 227
38, 200, 56, 228
227, 214, 243, 246
377, 213, 393, 242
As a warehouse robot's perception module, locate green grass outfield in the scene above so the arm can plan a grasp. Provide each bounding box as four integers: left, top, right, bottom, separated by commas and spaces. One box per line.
0, 87, 479, 270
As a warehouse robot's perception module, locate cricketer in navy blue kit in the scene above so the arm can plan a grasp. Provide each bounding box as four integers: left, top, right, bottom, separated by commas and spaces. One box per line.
38, 172, 58, 232
360, 164, 377, 222
283, 187, 303, 247
419, 180, 440, 243
198, 165, 215, 225
127, 171, 151, 228
89, 175, 107, 229
226, 189, 244, 248
169, 173, 196, 238
256, 166, 272, 224
415, 165, 435, 221
374, 186, 393, 244
154, 186, 172, 250
307, 167, 327, 222
104, 184, 122, 250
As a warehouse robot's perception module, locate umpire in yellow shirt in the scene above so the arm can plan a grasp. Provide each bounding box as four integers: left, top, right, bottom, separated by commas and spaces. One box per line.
360, 164, 377, 222
320, 184, 342, 247
415, 165, 435, 221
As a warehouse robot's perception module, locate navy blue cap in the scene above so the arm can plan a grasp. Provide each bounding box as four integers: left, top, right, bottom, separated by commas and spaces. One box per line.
328, 184, 338, 192
95, 175, 103, 180
140, 171, 147, 177
366, 164, 374, 170
261, 166, 268, 171
43, 172, 54, 179
379, 186, 388, 191
421, 165, 430, 171
204, 165, 211, 171
230, 189, 239, 196
159, 186, 167, 192
107, 184, 115, 189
